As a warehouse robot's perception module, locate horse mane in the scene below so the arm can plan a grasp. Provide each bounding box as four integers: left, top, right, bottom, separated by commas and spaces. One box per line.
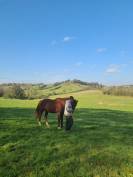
55, 97, 69, 100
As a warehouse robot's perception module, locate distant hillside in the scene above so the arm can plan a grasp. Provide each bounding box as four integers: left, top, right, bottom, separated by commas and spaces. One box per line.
0, 80, 103, 99
103, 85, 133, 97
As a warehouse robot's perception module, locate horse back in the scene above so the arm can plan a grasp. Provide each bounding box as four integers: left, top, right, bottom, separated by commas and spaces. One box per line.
40, 98, 66, 113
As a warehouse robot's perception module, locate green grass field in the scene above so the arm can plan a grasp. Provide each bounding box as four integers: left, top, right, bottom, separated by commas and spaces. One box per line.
0, 90, 133, 177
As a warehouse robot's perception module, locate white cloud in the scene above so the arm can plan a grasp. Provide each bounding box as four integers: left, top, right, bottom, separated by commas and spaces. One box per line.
121, 64, 128, 67
63, 69, 69, 72
97, 48, 107, 53
129, 60, 133, 64
51, 40, 57, 46
75, 61, 82, 67
63, 36, 75, 42
120, 50, 128, 57
51, 36, 75, 46
106, 65, 120, 74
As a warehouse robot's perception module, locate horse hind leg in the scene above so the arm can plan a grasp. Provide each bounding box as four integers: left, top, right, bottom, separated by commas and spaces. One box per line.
35, 110, 43, 126
36, 113, 42, 126
57, 113, 62, 129
45, 111, 50, 128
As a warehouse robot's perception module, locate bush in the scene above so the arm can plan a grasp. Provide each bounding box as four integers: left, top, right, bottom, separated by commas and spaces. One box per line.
25, 89, 50, 99
3, 88, 12, 98
4, 85, 26, 99
0, 88, 4, 97
103, 86, 133, 97
26, 89, 38, 99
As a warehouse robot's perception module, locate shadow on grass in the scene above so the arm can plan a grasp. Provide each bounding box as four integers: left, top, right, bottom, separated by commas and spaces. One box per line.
0, 107, 133, 147
0, 107, 133, 177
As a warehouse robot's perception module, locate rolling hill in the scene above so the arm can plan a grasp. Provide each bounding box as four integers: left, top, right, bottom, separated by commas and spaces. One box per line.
0, 80, 102, 99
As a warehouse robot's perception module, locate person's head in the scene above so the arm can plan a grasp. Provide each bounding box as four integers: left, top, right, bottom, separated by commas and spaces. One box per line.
69, 96, 78, 111
69, 96, 74, 100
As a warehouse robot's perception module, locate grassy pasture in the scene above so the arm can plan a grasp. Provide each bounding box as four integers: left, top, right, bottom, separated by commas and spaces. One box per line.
0, 91, 133, 177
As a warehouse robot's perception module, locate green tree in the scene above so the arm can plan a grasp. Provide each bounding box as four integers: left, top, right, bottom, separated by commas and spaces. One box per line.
11, 85, 25, 99
0, 88, 4, 97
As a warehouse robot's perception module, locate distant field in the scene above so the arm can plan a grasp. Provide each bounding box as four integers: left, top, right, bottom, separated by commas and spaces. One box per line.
0, 90, 133, 177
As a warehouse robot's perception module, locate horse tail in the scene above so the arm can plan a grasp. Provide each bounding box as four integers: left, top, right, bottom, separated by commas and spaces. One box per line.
35, 100, 43, 120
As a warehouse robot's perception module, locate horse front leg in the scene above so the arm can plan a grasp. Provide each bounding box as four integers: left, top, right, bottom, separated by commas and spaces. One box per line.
60, 113, 64, 128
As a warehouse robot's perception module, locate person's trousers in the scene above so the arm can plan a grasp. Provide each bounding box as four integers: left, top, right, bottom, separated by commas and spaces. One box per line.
65, 116, 73, 130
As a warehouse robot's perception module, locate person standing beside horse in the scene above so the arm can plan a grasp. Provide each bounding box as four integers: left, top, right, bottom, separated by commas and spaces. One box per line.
35, 96, 78, 129
64, 96, 75, 130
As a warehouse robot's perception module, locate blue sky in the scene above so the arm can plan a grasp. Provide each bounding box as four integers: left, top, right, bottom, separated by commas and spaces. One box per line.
0, 0, 133, 85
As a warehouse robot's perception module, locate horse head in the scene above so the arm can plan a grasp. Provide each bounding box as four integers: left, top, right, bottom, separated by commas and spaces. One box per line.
69, 96, 78, 111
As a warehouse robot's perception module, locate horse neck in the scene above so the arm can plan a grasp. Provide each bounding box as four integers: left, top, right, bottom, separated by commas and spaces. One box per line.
56, 98, 67, 105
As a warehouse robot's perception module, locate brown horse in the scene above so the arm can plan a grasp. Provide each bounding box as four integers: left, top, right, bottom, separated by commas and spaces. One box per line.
35, 96, 78, 128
